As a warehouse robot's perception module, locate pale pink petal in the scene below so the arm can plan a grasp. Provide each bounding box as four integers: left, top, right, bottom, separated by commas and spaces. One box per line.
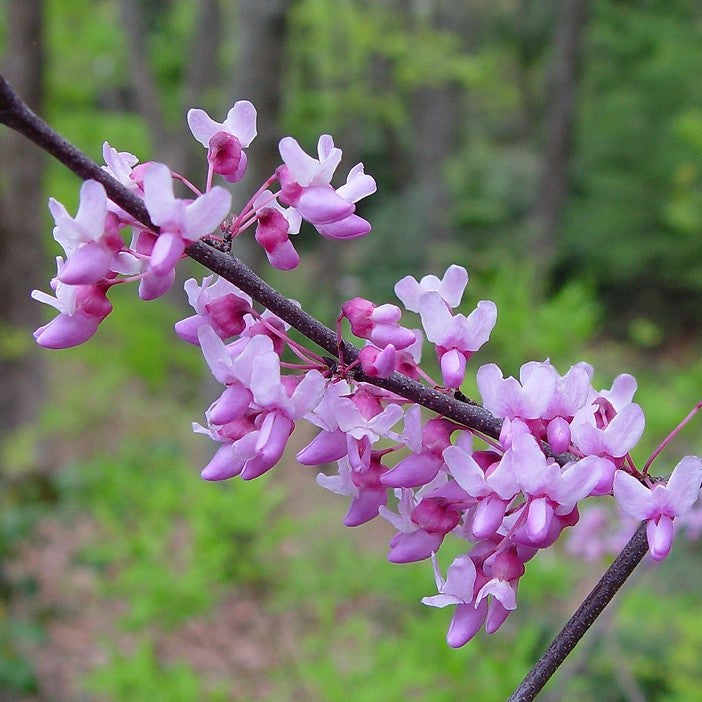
647, 515, 674, 561
183, 186, 232, 240
295, 186, 354, 224
665, 455, 702, 515
278, 136, 320, 186
462, 300, 498, 351
224, 101, 257, 147
440, 265, 469, 308
143, 163, 176, 225
613, 470, 655, 520
336, 164, 376, 202
150, 231, 185, 276
446, 601, 486, 648
187, 108, 221, 147
316, 214, 371, 240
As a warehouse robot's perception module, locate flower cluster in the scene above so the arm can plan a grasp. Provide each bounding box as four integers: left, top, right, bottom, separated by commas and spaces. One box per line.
31, 98, 702, 649
32, 104, 376, 348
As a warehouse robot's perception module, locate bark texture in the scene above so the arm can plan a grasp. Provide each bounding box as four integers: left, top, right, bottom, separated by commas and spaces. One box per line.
0, 0, 46, 438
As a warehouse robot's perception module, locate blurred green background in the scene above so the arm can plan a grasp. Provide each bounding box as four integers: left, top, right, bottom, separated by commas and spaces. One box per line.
1, 1, 702, 700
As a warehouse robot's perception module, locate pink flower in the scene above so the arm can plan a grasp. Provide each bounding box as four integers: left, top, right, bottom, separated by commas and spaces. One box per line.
501, 431, 608, 544
570, 401, 645, 460
416, 294, 497, 388
421, 553, 488, 648
477, 361, 556, 421
277, 136, 375, 239
175, 275, 253, 344
614, 456, 702, 560
143, 163, 232, 276
341, 297, 416, 350
317, 453, 389, 527
32, 259, 113, 349
252, 189, 302, 270
49, 180, 131, 285
187, 102, 257, 182
395, 265, 469, 312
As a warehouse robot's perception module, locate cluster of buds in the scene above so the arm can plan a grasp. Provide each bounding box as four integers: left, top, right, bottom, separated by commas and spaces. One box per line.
31, 99, 702, 648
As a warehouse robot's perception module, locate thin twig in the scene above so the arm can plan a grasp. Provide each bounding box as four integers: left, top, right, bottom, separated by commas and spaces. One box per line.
507, 523, 648, 701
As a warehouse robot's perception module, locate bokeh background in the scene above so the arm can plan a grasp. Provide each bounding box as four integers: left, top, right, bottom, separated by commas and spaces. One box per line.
2, 1, 702, 700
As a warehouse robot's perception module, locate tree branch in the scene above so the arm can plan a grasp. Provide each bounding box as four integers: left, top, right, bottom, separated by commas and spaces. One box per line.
0, 73, 650, 699
508, 523, 649, 701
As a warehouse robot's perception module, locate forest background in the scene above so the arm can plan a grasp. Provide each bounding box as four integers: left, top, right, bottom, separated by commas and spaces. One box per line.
1, 1, 702, 700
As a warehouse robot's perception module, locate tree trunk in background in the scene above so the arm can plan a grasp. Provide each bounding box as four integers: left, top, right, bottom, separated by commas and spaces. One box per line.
408, 0, 469, 270
0, 0, 46, 440
532, 0, 589, 278
231, 0, 292, 274
119, 0, 222, 178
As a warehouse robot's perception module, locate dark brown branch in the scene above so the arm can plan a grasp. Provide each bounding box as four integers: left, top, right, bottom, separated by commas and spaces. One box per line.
508, 523, 649, 701
0, 73, 650, 700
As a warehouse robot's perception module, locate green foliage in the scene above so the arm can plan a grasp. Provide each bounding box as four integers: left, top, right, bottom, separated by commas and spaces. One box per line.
564, 0, 702, 325
83, 641, 229, 702
0, 616, 41, 694
59, 441, 284, 630
467, 258, 601, 376
272, 517, 566, 701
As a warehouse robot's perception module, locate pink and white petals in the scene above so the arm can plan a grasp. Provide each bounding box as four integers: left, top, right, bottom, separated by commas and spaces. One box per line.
187, 103, 257, 182
614, 456, 702, 560
395, 265, 469, 312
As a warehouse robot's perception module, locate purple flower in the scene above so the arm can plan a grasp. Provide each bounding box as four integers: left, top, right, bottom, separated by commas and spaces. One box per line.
277, 136, 375, 239
175, 275, 253, 345
187, 102, 257, 182
421, 553, 488, 647
417, 294, 497, 388
477, 361, 557, 421
395, 265, 469, 312
32, 259, 113, 349
614, 456, 702, 560
143, 163, 232, 277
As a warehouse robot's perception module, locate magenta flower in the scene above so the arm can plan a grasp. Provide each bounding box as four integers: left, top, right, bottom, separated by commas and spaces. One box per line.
570, 401, 645, 459
187, 101, 257, 182
395, 265, 469, 312
341, 297, 416, 350
502, 430, 608, 544
477, 361, 557, 421
252, 189, 302, 270
277, 135, 375, 239
32, 259, 113, 349
415, 294, 497, 388
143, 163, 232, 277
614, 456, 702, 560
421, 553, 488, 648
49, 180, 131, 285
175, 275, 253, 345
317, 453, 389, 527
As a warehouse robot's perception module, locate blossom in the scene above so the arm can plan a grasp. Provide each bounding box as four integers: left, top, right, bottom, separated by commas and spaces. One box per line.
32, 259, 113, 348
142, 163, 232, 276
341, 297, 416, 350
252, 189, 302, 270
277, 135, 376, 239
395, 265, 469, 311
614, 456, 702, 560
175, 275, 253, 344
418, 295, 497, 388
570, 401, 645, 460
421, 553, 487, 647
317, 453, 389, 526
477, 361, 556, 421
49, 180, 132, 285
187, 101, 257, 182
